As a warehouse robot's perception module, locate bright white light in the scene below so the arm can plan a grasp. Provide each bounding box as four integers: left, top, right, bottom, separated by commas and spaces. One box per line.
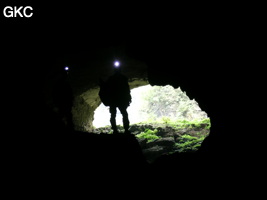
64, 66, 69, 71
114, 61, 120, 67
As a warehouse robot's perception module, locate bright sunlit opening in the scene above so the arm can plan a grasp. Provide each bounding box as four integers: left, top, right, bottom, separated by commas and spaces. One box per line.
93, 85, 208, 128
93, 84, 210, 162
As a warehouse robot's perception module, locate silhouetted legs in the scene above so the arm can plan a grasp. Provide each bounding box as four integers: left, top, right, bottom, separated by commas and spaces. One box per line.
119, 106, 130, 132
110, 106, 118, 133
110, 105, 130, 134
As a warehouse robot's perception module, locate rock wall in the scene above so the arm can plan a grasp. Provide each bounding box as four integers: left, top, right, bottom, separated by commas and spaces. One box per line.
72, 88, 101, 132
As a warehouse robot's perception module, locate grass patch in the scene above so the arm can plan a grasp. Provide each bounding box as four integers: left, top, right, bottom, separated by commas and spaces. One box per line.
174, 134, 206, 153
133, 118, 211, 131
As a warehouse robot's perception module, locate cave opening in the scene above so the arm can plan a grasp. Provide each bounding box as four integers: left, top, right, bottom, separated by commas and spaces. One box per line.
93, 84, 209, 128
49, 51, 211, 163
91, 84, 211, 163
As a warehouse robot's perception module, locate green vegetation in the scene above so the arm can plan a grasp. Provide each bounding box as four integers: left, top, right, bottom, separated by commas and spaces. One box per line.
173, 118, 211, 130
174, 134, 206, 153
136, 128, 161, 142
134, 118, 211, 130
139, 85, 208, 122
134, 118, 210, 152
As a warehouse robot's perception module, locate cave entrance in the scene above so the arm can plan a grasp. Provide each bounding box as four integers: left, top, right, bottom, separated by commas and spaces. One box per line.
93, 85, 208, 127
92, 84, 211, 163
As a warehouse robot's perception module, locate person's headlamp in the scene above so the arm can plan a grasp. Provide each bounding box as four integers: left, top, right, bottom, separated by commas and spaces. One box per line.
114, 61, 120, 68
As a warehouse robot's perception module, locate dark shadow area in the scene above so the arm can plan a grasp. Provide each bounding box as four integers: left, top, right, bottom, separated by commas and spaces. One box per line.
51, 66, 74, 131
38, 112, 152, 194
4, 45, 257, 194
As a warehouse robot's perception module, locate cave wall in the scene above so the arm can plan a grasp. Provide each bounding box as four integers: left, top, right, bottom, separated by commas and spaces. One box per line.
72, 88, 101, 132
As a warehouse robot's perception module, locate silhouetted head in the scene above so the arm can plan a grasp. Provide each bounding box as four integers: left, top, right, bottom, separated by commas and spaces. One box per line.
114, 67, 121, 74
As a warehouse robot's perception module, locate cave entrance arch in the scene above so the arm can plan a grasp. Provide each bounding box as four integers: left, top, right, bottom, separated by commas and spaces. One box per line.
90, 83, 210, 163
49, 49, 212, 163
70, 77, 210, 163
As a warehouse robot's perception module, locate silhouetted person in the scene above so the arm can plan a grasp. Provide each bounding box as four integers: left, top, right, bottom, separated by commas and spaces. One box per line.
99, 65, 131, 134
52, 67, 74, 131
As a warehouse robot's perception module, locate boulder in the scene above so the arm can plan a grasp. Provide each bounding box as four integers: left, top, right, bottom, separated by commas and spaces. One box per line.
142, 145, 168, 163
136, 137, 148, 149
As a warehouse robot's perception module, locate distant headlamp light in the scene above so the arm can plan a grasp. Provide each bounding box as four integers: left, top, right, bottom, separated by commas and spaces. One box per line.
64, 66, 69, 71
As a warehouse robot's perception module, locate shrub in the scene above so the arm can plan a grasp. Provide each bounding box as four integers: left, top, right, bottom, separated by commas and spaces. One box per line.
136, 128, 161, 142
175, 134, 205, 153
